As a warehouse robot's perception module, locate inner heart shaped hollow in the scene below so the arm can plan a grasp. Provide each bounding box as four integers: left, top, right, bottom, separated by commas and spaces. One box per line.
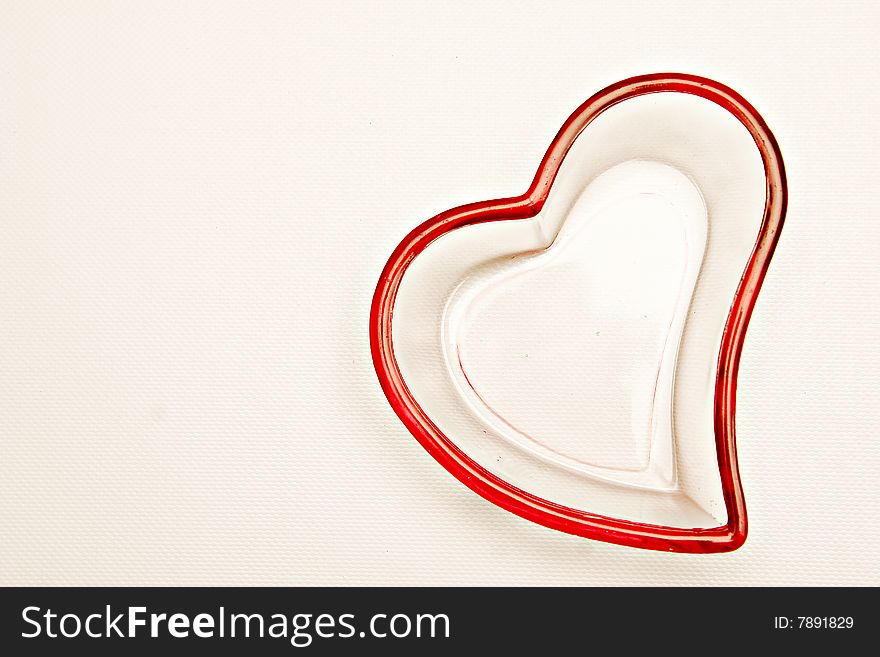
372, 75, 787, 552
446, 160, 707, 491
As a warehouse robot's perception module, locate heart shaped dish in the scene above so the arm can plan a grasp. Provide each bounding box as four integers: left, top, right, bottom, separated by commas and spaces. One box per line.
371, 73, 787, 552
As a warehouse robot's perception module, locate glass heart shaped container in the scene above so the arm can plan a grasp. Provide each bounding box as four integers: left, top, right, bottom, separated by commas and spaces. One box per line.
371, 74, 787, 552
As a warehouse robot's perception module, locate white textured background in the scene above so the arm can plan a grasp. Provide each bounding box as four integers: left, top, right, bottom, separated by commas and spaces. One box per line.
2, 1, 878, 585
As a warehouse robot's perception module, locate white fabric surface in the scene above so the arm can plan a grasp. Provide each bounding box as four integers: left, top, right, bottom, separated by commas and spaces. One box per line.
1, 0, 878, 585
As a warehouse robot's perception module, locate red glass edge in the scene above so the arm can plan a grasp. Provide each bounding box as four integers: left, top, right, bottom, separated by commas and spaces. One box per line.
369, 73, 788, 553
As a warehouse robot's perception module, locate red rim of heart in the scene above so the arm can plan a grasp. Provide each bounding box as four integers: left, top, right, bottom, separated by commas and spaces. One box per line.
370, 73, 788, 553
